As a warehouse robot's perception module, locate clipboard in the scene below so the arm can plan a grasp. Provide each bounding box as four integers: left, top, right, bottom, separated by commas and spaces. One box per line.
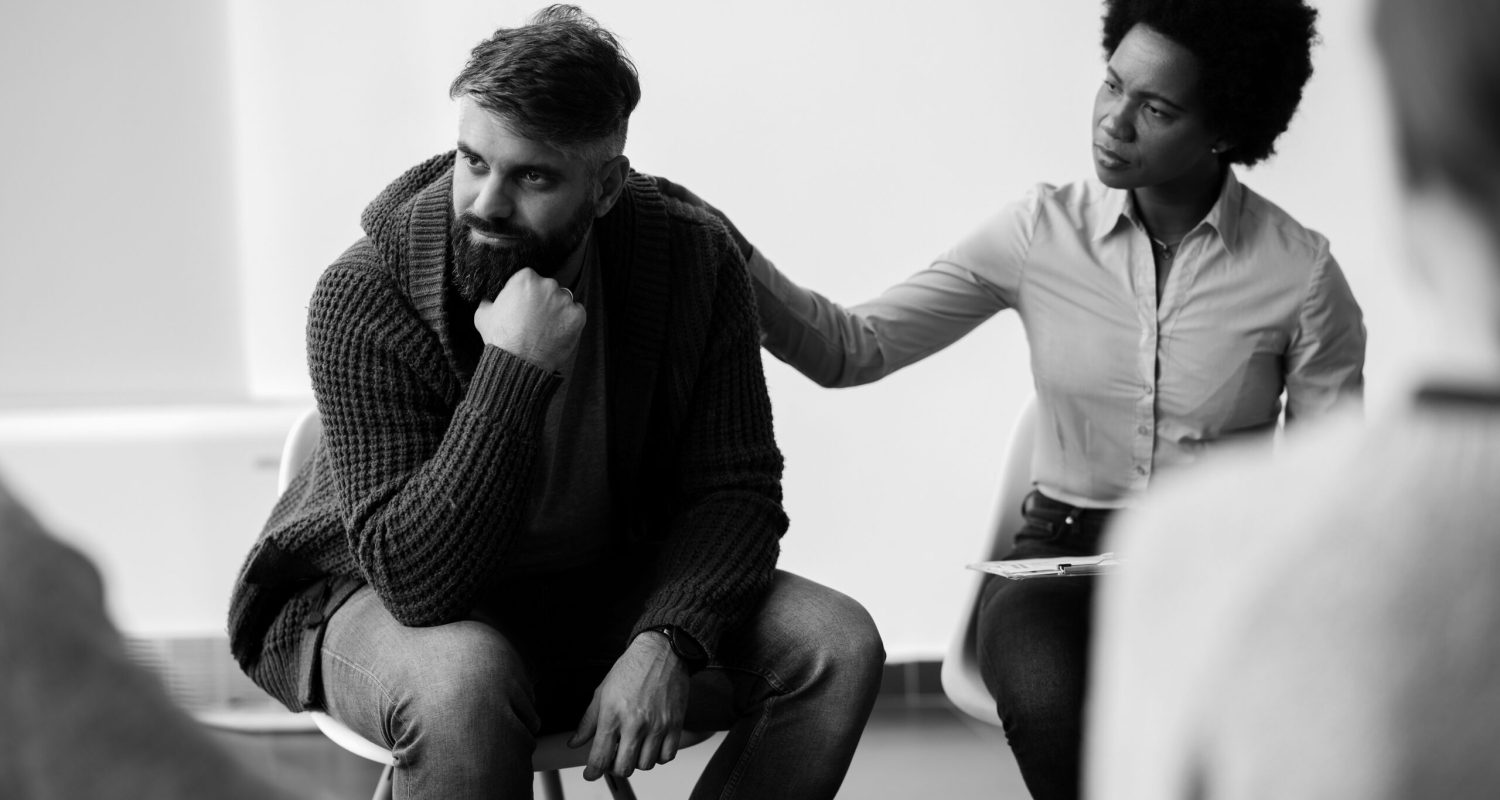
967, 553, 1121, 580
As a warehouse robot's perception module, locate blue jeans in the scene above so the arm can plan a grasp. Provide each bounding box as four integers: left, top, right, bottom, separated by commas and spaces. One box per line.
317, 563, 885, 799
976, 492, 1111, 800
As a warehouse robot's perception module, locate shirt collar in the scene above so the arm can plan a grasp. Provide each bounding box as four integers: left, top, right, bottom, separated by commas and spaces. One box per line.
1090, 182, 1133, 243
1091, 167, 1244, 255
1200, 167, 1243, 254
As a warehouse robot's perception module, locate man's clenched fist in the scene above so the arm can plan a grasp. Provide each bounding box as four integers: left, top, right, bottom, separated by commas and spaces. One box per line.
474, 268, 585, 372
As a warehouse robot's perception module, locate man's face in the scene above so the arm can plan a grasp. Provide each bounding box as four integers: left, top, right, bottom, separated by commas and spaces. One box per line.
1090, 24, 1223, 192
451, 96, 599, 303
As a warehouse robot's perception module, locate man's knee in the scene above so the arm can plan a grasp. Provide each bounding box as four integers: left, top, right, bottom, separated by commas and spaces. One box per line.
819, 591, 886, 679
770, 574, 886, 684
394, 621, 539, 742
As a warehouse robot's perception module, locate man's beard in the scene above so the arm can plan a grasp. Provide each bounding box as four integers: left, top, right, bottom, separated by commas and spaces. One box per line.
450, 201, 595, 303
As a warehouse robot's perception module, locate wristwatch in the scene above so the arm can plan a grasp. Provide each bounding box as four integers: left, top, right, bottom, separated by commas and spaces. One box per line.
646, 624, 709, 673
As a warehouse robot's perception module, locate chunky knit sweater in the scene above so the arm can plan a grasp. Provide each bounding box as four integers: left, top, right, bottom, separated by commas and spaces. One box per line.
227, 153, 787, 709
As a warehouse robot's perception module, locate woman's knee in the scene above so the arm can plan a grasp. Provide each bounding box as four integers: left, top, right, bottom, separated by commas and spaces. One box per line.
976, 583, 1091, 727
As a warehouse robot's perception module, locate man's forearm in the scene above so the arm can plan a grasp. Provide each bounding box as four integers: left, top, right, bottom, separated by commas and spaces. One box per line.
308, 278, 562, 625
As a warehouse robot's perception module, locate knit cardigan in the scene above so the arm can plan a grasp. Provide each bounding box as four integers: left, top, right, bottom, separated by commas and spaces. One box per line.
227, 153, 788, 710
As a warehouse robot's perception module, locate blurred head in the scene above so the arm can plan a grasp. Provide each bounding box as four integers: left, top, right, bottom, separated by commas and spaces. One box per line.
1094, 0, 1319, 190
448, 5, 639, 301
1376, 0, 1500, 237
1375, 0, 1500, 351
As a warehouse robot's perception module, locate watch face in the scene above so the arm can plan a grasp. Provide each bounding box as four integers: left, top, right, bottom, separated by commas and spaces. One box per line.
661, 625, 707, 663
674, 629, 707, 661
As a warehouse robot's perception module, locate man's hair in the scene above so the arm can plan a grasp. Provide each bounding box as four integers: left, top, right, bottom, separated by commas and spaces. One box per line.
449, 5, 640, 165
1101, 0, 1319, 168
1376, 0, 1500, 221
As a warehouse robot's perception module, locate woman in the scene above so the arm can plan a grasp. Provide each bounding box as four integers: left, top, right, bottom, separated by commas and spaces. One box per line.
693, 1, 1364, 797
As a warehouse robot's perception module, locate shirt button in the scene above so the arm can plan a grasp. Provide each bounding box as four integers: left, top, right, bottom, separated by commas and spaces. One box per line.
1145, 385, 1154, 395
1137, 425, 1150, 435
1135, 466, 1147, 476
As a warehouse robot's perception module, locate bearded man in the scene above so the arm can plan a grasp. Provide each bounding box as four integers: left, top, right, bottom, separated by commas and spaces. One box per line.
226, 6, 884, 798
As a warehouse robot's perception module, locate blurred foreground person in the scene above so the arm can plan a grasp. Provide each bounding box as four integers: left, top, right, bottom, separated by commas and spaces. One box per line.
1088, 0, 1500, 797
0, 479, 306, 800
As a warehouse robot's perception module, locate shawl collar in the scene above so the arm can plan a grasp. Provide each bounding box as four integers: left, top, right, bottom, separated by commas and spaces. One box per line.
597, 173, 672, 511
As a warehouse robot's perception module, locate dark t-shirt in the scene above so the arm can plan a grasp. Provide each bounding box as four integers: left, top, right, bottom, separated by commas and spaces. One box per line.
502, 248, 616, 575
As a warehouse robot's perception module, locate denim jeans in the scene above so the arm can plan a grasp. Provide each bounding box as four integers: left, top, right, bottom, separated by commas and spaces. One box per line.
317, 561, 885, 799
976, 492, 1112, 800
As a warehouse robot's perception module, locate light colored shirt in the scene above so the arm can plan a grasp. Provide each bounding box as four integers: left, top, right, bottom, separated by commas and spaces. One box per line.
750, 169, 1366, 508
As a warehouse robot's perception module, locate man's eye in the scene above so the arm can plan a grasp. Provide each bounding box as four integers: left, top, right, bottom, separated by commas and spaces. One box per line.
1103, 79, 1120, 95
523, 170, 547, 184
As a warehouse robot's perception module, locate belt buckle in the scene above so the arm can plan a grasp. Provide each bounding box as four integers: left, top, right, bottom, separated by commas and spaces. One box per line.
1057, 511, 1079, 537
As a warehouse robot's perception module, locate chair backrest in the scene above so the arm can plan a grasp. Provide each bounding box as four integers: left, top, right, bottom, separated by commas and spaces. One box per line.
940, 394, 1038, 725
276, 408, 324, 496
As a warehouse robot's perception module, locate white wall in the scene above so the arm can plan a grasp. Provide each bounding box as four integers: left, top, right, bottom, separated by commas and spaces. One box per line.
0, 0, 246, 407
4, 0, 1421, 658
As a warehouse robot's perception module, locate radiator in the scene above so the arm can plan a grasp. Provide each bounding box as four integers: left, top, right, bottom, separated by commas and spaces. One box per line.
0, 403, 307, 637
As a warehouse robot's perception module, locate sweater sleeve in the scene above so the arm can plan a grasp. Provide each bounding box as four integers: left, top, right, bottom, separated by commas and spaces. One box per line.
308, 259, 562, 626
630, 231, 789, 657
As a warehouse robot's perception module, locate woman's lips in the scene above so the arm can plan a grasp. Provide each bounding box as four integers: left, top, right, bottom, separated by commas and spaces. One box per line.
1094, 144, 1129, 170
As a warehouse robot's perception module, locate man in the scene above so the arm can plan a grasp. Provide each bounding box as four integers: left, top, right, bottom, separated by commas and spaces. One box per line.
1086, 0, 1500, 796
0, 480, 306, 800
227, 6, 884, 798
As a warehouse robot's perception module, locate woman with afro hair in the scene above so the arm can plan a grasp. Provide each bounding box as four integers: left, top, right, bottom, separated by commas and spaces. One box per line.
681, 0, 1368, 797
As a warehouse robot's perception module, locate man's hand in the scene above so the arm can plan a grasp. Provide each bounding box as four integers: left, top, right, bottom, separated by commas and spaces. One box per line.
474, 268, 585, 372
567, 630, 691, 780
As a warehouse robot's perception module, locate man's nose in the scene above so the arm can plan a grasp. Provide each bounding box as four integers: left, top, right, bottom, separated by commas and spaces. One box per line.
471, 174, 513, 220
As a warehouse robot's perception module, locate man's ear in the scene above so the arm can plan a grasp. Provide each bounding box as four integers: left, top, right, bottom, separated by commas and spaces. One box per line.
593, 155, 630, 217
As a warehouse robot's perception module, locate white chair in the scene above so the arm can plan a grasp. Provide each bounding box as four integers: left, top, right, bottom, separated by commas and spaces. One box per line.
276, 407, 710, 800
939, 395, 1038, 726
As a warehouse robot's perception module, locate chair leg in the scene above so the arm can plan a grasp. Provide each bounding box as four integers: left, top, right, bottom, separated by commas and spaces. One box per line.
603, 773, 638, 800
373, 763, 393, 800
539, 769, 565, 800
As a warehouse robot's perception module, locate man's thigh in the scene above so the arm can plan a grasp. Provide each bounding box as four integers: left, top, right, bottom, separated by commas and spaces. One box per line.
318, 585, 541, 748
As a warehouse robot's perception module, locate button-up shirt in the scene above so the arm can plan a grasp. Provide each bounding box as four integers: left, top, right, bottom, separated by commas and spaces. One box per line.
749, 170, 1366, 508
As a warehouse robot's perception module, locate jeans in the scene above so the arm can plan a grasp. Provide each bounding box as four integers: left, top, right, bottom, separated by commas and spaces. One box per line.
317, 561, 885, 799
976, 492, 1112, 800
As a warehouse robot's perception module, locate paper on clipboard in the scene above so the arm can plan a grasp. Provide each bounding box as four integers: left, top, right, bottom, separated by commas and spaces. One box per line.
967, 553, 1121, 580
